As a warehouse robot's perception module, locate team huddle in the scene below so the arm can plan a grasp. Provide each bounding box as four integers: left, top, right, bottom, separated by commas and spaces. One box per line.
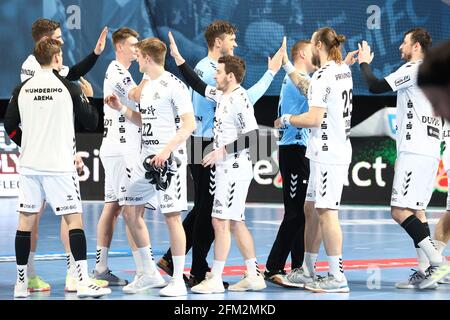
4, 18, 450, 298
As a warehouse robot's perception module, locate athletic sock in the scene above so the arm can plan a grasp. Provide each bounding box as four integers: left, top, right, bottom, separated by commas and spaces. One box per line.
95, 246, 109, 273
211, 260, 225, 280
132, 250, 144, 275
302, 252, 318, 277
328, 255, 345, 282
245, 258, 259, 277
172, 255, 185, 281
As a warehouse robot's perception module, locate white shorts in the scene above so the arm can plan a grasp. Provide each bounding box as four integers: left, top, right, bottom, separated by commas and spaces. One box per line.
391, 152, 439, 210
124, 151, 187, 214
101, 154, 139, 206
305, 161, 349, 210
17, 174, 82, 215
446, 170, 450, 211
211, 159, 253, 222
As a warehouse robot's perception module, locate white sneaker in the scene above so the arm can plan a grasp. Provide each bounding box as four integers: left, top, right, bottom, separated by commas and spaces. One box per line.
395, 269, 437, 289
438, 274, 450, 284
191, 272, 225, 294
65, 274, 78, 292
77, 282, 111, 298
14, 280, 29, 298
123, 271, 166, 294
159, 278, 187, 297
305, 274, 350, 293
419, 263, 450, 289
228, 272, 267, 292
285, 268, 315, 288
123, 273, 143, 294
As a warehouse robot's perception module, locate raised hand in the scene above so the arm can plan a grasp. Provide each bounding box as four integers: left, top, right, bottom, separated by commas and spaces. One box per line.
79, 77, 93, 97
268, 37, 285, 74
357, 41, 374, 64
94, 26, 108, 55
168, 31, 185, 66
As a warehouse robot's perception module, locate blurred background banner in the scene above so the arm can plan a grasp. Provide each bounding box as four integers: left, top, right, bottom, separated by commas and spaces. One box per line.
0, 0, 449, 98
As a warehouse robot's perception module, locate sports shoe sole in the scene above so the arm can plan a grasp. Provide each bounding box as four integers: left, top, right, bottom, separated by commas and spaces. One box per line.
191, 287, 225, 294
305, 285, 350, 293
228, 284, 267, 292
28, 287, 51, 292
265, 275, 297, 288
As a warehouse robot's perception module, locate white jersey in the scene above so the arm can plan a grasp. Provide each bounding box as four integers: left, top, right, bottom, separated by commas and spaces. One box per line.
205, 85, 259, 164
385, 61, 441, 159
139, 71, 193, 156
100, 60, 141, 157
21, 54, 69, 82
306, 61, 353, 165
442, 121, 450, 171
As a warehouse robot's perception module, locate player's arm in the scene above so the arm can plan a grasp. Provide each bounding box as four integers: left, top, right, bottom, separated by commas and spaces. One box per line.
4, 86, 23, 146
358, 41, 392, 94
71, 78, 99, 131
247, 43, 284, 104
128, 76, 149, 103
65, 27, 108, 81
167, 31, 213, 99
104, 93, 142, 127
152, 112, 196, 168
275, 106, 325, 129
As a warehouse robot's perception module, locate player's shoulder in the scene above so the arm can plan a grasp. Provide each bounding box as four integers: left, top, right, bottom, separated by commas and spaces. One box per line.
231, 86, 252, 106
164, 71, 188, 90
397, 61, 419, 72
107, 60, 128, 75
196, 56, 216, 70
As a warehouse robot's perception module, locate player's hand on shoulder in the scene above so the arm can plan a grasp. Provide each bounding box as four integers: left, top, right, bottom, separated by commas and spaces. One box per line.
79, 77, 93, 97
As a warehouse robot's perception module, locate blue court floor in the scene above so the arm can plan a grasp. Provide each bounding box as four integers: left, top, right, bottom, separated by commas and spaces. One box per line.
0, 198, 449, 300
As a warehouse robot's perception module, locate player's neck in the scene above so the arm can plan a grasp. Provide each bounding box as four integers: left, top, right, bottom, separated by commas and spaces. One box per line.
409, 52, 424, 63
208, 49, 221, 62
294, 61, 308, 74
222, 82, 239, 95
146, 65, 165, 80
116, 54, 131, 69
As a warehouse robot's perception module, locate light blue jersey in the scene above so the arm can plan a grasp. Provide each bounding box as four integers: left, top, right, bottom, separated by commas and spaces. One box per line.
192, 56, 275, 138
277, 73, 309, 146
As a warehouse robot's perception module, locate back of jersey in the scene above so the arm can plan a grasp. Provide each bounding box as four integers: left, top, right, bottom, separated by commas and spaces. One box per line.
18, 69, 76, 172
306, 61, 353, 165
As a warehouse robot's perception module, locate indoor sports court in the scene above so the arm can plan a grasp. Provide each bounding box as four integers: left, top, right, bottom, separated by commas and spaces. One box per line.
0, 0, 450, 306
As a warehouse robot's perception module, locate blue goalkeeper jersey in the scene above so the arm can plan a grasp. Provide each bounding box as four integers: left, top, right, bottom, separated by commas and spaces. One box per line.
277, 73, 309, 146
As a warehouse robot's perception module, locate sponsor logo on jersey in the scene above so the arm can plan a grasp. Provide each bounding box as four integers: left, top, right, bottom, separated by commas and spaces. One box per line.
142, 139, 160, 145
19, 203, 37, 209
160, 80, 168, 87
335, 72, 352, 81
125, 196, 144, 202
237, 113, 246, 129
67, 195, 73, 201
427, 126, 440, 139
394, 75, 410, 87
119, 126, 126, 133
214, 200, 223, 207
56, 205, 78, 212
123, 77, 132, 86
119, 115, 126, 123
21, 69, 35, 77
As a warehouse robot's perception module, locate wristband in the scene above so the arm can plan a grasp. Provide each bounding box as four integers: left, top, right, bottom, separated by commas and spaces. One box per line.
119, 106, 128, 115
283, 61, 296, 75
281, 114, 292, 126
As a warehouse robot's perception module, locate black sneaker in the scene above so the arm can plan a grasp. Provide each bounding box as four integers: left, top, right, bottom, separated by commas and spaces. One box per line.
188, 274, 229, 289
263, 268, 291, 287
157, 256, 190, 283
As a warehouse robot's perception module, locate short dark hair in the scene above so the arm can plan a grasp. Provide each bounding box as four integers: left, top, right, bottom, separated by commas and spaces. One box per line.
218, 55, 246, 84
33, 38, 62, 66
112, 27, 139, 47
204, 20, 237, 50
404, 28, 432, 53
32, 18, 60, 43
418, 39, 450, 88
